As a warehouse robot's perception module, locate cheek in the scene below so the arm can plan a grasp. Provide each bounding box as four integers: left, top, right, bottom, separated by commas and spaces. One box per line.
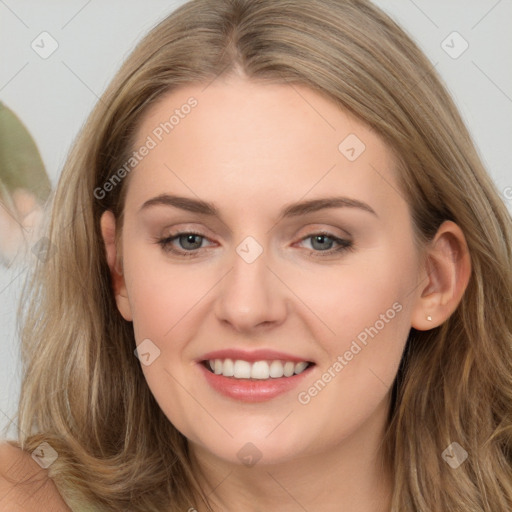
123, 247, 210, 341
289, 261, 413, 446
291, 244, 415, 388
122, 249, 209, 434
289, 249, 413, 342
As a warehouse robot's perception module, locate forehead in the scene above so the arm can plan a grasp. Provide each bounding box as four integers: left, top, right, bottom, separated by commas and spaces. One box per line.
125, 78, 403, 218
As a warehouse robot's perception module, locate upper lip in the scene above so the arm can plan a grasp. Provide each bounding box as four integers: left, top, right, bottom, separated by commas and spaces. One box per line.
198, 349, 314, 364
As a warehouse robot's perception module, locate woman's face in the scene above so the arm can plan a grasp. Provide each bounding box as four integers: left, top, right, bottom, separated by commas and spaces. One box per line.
108, 77, 424, 466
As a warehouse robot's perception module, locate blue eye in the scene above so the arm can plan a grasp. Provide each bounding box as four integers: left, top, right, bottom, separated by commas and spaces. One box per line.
175, 233, 204, 250
298, 233, 354, 255
156, 231, 353, 258
157, 232, 211, 256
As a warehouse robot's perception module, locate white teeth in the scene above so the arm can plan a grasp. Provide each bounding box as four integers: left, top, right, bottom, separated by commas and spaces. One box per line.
223, 358, 234, 377
283, 361, 295, 377
251, 361, 270, 379
294, 361, 308, 374
233, 360, 251, 378
207, 359, 310, 379
269, 360, 284, 378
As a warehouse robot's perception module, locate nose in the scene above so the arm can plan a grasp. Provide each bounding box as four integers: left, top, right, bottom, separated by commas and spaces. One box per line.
213, 248, 288, 333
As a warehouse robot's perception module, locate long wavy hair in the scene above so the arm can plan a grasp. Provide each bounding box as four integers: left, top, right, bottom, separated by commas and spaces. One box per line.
5, 0, 512, 510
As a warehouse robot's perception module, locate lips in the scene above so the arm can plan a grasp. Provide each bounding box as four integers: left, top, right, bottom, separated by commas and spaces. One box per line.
199, 348, 314, 364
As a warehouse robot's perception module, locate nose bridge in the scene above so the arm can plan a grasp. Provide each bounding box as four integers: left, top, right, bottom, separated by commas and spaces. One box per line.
214, 237, 287, 330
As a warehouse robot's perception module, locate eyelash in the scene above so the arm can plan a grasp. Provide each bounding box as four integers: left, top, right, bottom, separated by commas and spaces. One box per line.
156, 231, 354, 258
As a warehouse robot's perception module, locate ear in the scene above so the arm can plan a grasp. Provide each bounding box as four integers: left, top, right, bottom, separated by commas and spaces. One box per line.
100, 210, 133, 322
411, 220, 471, 331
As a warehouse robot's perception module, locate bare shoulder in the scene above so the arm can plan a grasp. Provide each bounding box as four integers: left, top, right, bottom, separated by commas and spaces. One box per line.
0, 442, 71, 511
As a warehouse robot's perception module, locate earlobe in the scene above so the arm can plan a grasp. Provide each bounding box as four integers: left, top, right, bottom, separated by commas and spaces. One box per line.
411, 221, 471, 331
100, 210, 133, 322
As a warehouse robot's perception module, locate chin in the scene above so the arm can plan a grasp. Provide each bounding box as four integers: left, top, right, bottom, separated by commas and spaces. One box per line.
188, 425, 312, 467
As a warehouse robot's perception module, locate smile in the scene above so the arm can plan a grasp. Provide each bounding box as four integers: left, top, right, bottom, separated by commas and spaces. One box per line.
205, 359, 312, 379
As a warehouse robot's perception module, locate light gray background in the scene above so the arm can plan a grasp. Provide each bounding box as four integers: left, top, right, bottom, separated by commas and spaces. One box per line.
1, 0, 511, 436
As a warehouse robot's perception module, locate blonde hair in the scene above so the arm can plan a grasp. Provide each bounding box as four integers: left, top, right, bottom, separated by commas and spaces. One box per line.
6, 0, 512, 510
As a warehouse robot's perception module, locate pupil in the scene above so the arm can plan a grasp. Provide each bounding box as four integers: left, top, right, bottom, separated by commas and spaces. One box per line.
313, 235, 332, 251
181, 234, 201, 249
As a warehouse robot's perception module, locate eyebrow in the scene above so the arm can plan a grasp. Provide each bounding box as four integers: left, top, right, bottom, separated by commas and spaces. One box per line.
139, 194, 378, 218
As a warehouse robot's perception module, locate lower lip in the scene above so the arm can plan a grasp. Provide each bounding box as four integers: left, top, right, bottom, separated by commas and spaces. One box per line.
198, 363, 314, 402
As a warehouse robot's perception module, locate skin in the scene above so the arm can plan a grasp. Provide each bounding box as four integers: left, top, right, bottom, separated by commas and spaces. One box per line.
0, 443, 70, 511
0, 189, 44, 266
101, 77, 471, 512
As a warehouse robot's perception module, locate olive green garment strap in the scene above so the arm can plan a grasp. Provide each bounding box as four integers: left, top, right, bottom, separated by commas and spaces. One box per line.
64, 496, 104, 512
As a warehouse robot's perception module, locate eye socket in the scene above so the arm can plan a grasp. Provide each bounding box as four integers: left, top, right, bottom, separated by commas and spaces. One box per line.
302, 234, 338, 251
157, 231, 213, 256
155, 230, 354, 258
175, 233, 204, 251
296, 232, 354, 256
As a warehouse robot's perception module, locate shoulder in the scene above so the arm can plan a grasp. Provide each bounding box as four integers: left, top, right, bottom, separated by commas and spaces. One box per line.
0, 442, 71, 511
